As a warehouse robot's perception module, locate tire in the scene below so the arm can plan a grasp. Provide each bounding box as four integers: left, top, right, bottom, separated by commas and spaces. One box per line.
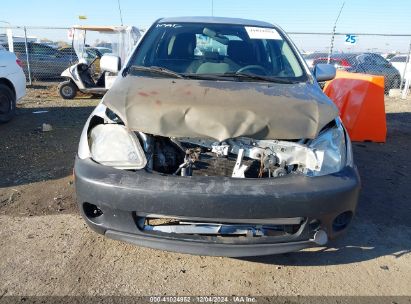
0, 83, 16, 123
58, 81, 78, 99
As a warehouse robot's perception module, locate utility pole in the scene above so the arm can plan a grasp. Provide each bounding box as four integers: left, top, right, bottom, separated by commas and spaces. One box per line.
117, 0, 124, 26
211, 0, 214, 17
328, 2, 345, 63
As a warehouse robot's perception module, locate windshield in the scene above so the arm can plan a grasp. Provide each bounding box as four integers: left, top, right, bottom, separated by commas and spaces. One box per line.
129, 22, 306, 81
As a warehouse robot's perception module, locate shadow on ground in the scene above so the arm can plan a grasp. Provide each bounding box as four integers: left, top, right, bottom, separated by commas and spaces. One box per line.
0, 105, 94, 188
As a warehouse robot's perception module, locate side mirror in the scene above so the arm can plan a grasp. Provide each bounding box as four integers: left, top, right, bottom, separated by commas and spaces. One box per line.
313, 63, 336, 82
100, 54, 121, 73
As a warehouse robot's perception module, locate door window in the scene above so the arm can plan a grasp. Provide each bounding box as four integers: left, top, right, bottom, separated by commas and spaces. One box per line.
31, 44, 57, 56
371, 54, 388, 66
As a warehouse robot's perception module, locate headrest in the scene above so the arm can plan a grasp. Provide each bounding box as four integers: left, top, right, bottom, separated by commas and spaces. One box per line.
227, 40, 255, 64
170, 33, 196, 59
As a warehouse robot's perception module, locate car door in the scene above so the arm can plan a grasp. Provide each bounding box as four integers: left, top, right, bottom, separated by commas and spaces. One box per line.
372, 54, 394, 73
60, 48, 78, 65
373, 54, 400, 87
357, 54, 383, 76
358, 53, 399, 89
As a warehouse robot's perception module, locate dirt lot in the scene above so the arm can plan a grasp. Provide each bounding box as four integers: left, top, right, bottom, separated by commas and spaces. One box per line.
0, 85, 410, 298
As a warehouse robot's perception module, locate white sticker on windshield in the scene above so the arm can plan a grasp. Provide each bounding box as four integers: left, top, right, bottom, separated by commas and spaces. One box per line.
245, 27, 282, 40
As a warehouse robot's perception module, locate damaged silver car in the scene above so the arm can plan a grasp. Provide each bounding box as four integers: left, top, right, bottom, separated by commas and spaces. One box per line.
74, 17, 360, 257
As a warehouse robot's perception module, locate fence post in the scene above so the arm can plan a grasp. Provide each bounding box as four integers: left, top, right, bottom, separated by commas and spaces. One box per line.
400, 39, 411, 99
23, 26, 32, 86
6, 28, 13, 52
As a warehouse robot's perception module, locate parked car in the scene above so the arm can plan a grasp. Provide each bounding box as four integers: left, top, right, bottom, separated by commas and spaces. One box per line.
57, 47, 80, 63
94, 47, 112, 55
1, 42, 74, 79
58, 46, 102, 64
313, 53, 401, 92
74, 17, 360, 257
382, 53, 397, 61
302, 52, 328, 68
0, 45, 26, 122
390, 54, 411, 82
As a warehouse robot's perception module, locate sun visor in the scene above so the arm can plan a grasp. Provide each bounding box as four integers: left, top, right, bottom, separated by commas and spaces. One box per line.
103, 76, 339, 141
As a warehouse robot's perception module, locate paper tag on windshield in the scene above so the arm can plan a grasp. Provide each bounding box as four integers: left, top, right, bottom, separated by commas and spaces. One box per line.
245, 27, 282, 40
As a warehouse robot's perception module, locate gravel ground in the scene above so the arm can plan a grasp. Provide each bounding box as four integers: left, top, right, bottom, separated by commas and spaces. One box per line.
0, 85, 410, 298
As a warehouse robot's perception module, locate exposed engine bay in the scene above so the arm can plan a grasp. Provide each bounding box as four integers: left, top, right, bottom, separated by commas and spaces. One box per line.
137, 133, 324, 178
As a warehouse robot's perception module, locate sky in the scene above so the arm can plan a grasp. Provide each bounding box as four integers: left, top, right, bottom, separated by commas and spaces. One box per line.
1, 0, 411, 52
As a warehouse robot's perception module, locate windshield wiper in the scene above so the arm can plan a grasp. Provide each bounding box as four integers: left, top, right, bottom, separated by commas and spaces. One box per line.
129, 65, 184, 79
181, 73, 229, 81
221, 72, 297, 84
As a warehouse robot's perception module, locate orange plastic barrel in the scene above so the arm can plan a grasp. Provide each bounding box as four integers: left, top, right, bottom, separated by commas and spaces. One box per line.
323, 71, 386, 142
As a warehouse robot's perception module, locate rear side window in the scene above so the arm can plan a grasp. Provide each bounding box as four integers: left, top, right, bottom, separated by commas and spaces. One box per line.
371, 54, 389, 65
31, 44, 57, 56
304, 52, 328, 59
59, 48, 74, 55
358, 54, 389, 66
390, 56, 407, 63
357, 54, 373, 64
313, 58, 329, 65
2, 43, 26, 53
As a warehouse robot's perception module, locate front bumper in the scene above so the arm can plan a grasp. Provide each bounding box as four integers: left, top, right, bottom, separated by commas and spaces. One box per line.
74, 157, 361, 257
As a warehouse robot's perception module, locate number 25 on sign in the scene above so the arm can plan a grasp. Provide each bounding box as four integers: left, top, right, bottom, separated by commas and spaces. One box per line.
345, 34, 358, 45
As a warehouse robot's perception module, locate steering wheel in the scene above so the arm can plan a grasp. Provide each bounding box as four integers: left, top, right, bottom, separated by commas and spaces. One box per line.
237, 65, 267, 75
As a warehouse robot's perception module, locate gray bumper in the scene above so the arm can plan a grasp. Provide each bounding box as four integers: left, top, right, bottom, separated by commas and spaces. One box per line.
74, 157, 361, 257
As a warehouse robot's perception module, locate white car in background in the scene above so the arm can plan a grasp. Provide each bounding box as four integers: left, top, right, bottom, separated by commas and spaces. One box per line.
390, 54, 411, 83
0, 45, 26, 122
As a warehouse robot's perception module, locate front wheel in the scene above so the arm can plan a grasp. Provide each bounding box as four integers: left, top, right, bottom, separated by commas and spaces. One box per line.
0, 84, 16, 123
59, 81, 78, 99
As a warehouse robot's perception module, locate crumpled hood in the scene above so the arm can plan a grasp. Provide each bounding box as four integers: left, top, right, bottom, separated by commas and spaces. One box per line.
103, 76, 339, 141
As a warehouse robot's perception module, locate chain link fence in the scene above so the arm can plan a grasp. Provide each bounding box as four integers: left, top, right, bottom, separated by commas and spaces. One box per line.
0, 27, 74, 83
289, 32, 411, 96
1, 26, 411, 97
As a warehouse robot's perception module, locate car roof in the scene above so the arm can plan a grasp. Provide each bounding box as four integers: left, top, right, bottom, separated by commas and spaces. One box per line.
330, 53, 359, 58
158, 16, 275, 28
312, 53, 356, 59
303, 52, 328, 58
2, 41, 49, 46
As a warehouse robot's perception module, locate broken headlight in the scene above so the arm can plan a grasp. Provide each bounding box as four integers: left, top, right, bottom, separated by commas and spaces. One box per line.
307, 120, 350, 176
89, 124, 147, 169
